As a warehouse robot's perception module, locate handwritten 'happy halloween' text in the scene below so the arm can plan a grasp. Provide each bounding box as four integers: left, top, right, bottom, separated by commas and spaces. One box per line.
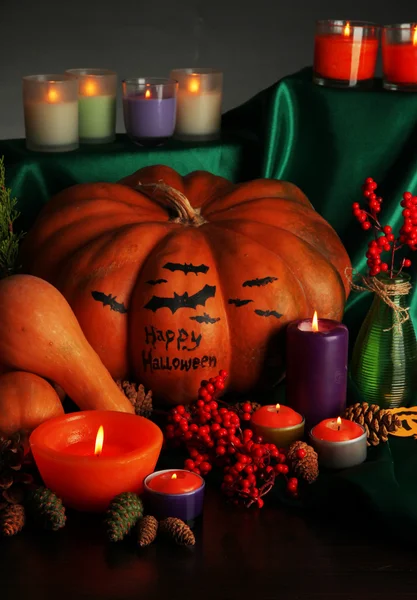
145, 325, 202, 352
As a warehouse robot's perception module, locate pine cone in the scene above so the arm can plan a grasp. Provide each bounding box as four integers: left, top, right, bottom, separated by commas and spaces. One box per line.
160, 517, 195, 547
105, 492, 144, 542
137, 515, 158, 547
343, 403, 401, 447
233, 401, 262, 419
287, 441, 319, 484
0, 503, 25, 536
27, 486, 66, 531
0, 432, 33, 510
116, 380, 153, 418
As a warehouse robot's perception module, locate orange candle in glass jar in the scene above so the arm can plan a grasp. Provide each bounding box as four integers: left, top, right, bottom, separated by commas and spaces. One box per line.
314, 21, 379, 82
30, 411, 163, 512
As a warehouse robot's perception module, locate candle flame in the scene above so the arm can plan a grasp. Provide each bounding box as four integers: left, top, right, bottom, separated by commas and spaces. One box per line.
276, 403, 280, 412
47, 88, 59, 103
171, 473, 178, 480
188, 76, 200, 93
94, 425, 104, 456
312, 311, 319, 332
343, 22, 350, 36
336, 416, 342, 431
84, 80, 97, 96
413, 25, 417, 46
145, 88, 151, 99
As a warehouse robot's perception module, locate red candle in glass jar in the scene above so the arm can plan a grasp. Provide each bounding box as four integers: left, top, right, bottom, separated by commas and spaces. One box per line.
147, 470, 203, 494
314, 21, 379, 83
311, 416, 363, 442
382, 26, 417, 84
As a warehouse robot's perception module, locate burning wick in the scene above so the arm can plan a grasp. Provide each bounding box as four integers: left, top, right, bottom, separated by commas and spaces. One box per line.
189, 76, 200, 93
413, 25, 417, 46
336, 416, 342, 431
343, 22, 350, 36
276, 403, 280, 413
47, 88, 59, 103
171, 473, 178, 480
312, 311, 319, 332
94, 425, 104, 456
145, 88, 151, 99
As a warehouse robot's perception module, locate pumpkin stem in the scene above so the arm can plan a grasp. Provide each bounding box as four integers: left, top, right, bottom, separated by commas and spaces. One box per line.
136, 182, 207, 227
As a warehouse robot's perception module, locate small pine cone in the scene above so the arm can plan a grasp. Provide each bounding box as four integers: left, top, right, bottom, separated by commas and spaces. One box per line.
343, 403, 401, 447
137, 515, 158, 547
234, 401, 262, 419
106, 492, 144, 542
28, 486, 66, 531
0, 503, 25, 536
116, 380, 153, 418
160, 517, 195, 547
287, 441, 319, 484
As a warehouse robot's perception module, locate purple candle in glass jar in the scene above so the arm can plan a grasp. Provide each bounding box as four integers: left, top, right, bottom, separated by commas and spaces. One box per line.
286, 313, 349, 429
144, 469, 205, 522
122, 78, 177, 146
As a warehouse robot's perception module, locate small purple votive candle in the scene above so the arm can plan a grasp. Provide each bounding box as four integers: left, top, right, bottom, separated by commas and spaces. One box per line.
286, 313, 349, 429
144, 469, 205, 522
122, 78, 177, 146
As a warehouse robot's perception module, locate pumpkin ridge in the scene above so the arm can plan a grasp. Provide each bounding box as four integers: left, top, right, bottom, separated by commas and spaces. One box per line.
203, 194, 313, 218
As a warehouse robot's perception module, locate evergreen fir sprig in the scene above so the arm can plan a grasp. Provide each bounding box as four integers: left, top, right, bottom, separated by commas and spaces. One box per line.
0, 156, 24, 279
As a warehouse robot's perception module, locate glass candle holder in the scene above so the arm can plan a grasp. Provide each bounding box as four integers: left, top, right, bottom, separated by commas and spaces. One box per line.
122, 78, 178, 147
169, 68, 223, 142
66, 69, 117, 143
23, 74, 79, 152
313, 20, 379, 88
382, 24, 417, 91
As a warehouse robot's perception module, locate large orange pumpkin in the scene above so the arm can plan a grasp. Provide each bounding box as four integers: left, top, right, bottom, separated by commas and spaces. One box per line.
21, 165, 350, 404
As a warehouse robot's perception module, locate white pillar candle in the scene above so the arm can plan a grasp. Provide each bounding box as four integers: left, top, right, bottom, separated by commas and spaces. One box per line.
23, 75, 79, 152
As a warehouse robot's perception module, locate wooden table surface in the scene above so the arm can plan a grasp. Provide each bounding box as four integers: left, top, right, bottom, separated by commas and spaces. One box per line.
1, 486, 416, 600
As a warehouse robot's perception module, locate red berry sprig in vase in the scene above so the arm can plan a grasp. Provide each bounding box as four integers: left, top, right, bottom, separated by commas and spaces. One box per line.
165, 371, 315, 508
352, 177, 415, 277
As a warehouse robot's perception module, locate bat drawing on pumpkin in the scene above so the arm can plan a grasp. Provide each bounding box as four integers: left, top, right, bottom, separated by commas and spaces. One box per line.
228, 298, 253, 307
91, 291, 128, 314
255, 309, 283, 319
163, 262, 209, 276
146, 279, 168, 285
144, 284, 216, 314
243, 276, 278, 287
189, 313, 220, 324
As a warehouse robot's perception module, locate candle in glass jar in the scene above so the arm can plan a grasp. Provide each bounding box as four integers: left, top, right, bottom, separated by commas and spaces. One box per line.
170, 68, 223, 141
286, 312, 349, 429
251, 404, 305, 446
144, 469, 205, 522
310, 417, 367, 469
382, 24, 417, 90
314, 20, 379, 87
66, 69, 117, 143
23, 75, 79, 152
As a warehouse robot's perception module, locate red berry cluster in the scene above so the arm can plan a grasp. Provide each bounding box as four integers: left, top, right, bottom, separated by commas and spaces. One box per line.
165, 371, 300, 507
352, 177, 414, 277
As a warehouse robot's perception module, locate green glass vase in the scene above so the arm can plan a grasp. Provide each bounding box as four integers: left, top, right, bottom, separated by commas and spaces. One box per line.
350, 273, 417, 409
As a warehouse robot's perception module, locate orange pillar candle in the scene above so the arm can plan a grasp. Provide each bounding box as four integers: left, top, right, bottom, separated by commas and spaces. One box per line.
382, 24, 417, 90
30, 411, 163, 512
314, 20, 379, 88
309, 417, 367, 469
251, 404, 304, 446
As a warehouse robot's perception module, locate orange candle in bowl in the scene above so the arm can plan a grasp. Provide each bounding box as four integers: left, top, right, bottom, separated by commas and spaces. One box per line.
314, 20, 379, 88
251, 404, 304, 446
30, 411, 163, 512
310, 417, 367, 469
382, 24, 417, 90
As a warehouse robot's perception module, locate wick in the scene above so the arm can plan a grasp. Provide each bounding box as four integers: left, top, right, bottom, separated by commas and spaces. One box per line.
337, 423, 341, 431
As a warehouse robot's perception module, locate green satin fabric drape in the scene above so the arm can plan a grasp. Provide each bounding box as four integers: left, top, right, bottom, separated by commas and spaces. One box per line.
3, 66, 417, 543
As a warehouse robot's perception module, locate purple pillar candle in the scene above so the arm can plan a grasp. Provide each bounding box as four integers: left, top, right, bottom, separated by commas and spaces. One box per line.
144, 469, 205, 522
286, 316, 349, 429
122, 78, 178, 146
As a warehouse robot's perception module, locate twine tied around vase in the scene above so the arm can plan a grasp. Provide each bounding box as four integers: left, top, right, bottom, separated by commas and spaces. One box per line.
345, 267, 412, 333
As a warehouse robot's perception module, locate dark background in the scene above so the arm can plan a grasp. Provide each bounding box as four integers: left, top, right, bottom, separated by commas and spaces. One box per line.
0, 0, 416, 138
